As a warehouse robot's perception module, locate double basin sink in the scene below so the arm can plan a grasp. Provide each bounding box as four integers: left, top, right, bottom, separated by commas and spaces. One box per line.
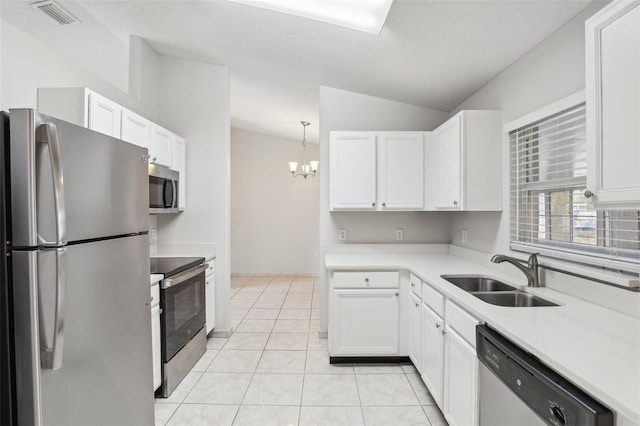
440, 275, 558, 307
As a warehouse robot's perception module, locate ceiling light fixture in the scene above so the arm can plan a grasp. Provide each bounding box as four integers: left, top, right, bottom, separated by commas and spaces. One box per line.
228, 0, 394, 35
289, 121, 318, 179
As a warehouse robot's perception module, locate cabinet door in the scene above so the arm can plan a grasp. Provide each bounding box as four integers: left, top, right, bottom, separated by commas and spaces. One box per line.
121, 109, 151, 150
329, 289, 399, 355
330, 132, 377, 210
150, 125, 173, 167
173, 135, 187, 210
205, 270, 215, 335
586, 1, 640, 208
151, 305, 161, 391
378, 133, 425, 209
433, 114, 462, 210
444, 327, 478, 426
421, 303, 444, 408
408, 292, 422, 371
88, 92, 122, 138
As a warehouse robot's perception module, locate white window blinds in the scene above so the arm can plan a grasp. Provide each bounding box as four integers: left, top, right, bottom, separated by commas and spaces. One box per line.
509, 102, 640, 273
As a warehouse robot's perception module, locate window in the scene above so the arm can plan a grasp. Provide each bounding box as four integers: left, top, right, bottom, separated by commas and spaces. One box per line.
510, 102, 640, 273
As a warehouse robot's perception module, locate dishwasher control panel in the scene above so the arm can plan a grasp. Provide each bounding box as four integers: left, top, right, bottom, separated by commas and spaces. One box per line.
477, 325, 613, 426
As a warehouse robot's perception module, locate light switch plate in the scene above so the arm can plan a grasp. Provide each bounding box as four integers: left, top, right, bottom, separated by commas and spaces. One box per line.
150, 229, 158, 243
462, 229, 468, 243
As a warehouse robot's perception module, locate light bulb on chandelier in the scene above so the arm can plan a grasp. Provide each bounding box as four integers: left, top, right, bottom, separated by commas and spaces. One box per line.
289, 121, 318, 179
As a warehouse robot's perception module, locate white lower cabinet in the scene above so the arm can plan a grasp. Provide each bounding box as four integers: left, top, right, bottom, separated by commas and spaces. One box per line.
408, 291, 422, 369
330, 288, 399, 356
444, 327, 478, 426
150, 282, 161, 391
205, 260, 215, 335
421, 303, 445, 407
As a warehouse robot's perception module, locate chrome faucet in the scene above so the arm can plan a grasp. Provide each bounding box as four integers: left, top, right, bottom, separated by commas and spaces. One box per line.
491, 253, 540, 287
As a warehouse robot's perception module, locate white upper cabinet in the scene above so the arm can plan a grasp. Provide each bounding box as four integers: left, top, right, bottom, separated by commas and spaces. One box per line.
150, 124, 173, 167
172, 135, 187, 210
430, 110, 502, 211
378, 133, 425, 210
433, 114, 462, 210
38, 87, 122, 138
586, 1, 640, 209
121, 109, 151, 150
88, 92, 122, 138
330, 131, 425, 211
330, 132, 377, 210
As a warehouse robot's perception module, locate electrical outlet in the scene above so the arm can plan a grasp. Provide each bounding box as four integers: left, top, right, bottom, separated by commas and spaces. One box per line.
396, 228, 404, 241
150, 229, 158, 243
462, 229, 468, 243
338, 229, 347, 241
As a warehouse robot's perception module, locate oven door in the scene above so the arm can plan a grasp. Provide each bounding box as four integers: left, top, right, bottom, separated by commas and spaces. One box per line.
160, 265, 206, 361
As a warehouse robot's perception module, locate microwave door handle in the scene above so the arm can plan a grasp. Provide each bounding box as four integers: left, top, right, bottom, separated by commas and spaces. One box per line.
162, 179, 169, 208
173, 180, 178, 208
36, 123, 67, 245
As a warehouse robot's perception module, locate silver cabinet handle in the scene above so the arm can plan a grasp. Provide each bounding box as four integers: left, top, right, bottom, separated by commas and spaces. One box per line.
41, 247, 67, 370
435, 323, 441, 329
364, 278, 370, 283
371, 202, 375, 207
414, 302, 419, 307
411, 282, 415, 288
382, 202, 386, 207
441, 329, 447, 336
395, 292, 399, 296
453, 200, 458, 206
584, 190, 594, 198
36, 123, 67, 246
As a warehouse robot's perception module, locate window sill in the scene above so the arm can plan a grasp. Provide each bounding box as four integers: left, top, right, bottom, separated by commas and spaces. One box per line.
510, 242, 639, 289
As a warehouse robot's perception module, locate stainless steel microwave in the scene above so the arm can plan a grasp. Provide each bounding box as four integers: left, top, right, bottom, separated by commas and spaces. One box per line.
149, 164, 179, 214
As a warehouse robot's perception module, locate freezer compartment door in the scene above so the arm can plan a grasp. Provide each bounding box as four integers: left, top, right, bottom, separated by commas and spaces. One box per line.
8, 109, 149, 246
13, 235, 154, 425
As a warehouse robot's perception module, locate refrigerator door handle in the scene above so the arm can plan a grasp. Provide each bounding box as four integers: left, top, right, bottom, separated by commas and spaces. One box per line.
40, 247, 67, 370
36, 122, 67, 246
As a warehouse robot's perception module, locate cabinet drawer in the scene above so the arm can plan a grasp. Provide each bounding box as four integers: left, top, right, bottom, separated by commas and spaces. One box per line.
150, 282, 160, 308
445, 300, 480, 348
332, 271, 399, 289
422, 282, 444, 317
409, 273, 422, 298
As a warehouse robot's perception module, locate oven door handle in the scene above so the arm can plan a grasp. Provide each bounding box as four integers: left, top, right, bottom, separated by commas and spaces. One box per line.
162, 264, 207, 289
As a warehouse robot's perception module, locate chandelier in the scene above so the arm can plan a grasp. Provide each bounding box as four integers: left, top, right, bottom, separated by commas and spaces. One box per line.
288, 121, 318, 179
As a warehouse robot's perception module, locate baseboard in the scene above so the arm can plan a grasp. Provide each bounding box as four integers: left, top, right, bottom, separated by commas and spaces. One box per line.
210, 328, 233, 338
330, 356, 411, 364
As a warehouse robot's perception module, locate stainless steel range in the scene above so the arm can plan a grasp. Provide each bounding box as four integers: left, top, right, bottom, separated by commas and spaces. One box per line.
151, 257, 206, 397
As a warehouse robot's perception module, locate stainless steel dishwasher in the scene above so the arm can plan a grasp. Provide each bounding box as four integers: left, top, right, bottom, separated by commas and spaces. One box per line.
476, 325, 613, 426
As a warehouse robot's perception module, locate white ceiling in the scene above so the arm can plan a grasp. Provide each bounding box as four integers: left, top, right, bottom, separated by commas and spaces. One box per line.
1, 0, 594, 143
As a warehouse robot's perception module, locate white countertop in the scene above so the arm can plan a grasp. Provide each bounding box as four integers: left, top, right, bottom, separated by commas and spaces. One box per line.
325, 252, 640, 422
150, 274, 163, 286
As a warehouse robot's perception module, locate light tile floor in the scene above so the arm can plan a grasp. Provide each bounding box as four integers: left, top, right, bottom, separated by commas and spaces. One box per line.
155, 276, 449, 426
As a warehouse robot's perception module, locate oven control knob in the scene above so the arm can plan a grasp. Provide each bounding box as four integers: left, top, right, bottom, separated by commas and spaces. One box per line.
549, 404, 566, 425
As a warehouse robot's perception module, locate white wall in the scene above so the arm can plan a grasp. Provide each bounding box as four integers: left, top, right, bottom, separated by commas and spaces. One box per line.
447, 2, 639, 315
0, 21, 159, 120
318, 86, 452, 332
231, 128, 319, 275
155, 56, 232, 333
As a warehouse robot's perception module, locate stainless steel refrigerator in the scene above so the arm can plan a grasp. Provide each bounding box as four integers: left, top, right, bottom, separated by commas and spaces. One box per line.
1, 109, 154, 425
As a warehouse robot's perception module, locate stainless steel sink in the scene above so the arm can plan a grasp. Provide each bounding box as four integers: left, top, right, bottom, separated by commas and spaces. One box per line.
440, 274, 558, 307
441, 275, 516, 292
472, 291, 558, 307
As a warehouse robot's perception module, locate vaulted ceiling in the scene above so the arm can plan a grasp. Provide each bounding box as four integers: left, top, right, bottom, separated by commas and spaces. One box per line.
1, 0, 594, 142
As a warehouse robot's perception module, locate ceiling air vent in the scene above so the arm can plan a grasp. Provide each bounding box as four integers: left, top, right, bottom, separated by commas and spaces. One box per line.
31, 0, 79, 25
